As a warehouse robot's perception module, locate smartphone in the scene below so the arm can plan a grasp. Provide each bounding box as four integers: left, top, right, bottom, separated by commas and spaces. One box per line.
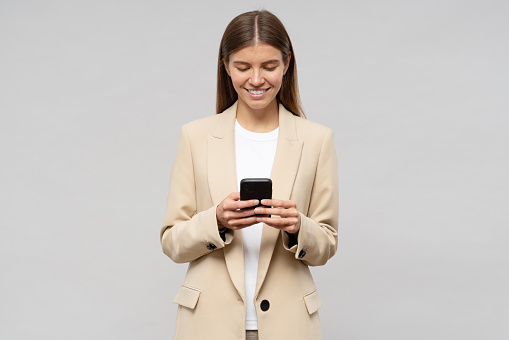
240, 178, 272, 208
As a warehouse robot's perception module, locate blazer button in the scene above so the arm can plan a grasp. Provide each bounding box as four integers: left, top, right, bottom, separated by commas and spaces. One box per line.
298, 250, 306, 258
206, 243, 217, 250
260, 299, 270, 312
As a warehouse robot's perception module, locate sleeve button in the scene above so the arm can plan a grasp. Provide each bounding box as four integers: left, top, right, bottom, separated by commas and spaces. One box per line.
298, 250, 306, 258
206, 243, 217, 250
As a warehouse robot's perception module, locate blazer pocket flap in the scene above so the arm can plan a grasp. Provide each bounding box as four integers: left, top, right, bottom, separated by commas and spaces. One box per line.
173, 285, 201, 309
303, 289, 323, 314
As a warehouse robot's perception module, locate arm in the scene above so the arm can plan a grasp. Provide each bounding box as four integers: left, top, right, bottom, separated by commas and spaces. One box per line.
282, 129, 339, 266
160, 125, 233, 264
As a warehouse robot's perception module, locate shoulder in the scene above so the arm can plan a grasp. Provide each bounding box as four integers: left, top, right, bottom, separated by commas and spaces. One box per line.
181, 114, 221, 136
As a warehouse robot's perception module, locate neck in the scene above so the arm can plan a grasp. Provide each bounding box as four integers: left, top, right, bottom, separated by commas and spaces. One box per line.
236, 99, 279, 133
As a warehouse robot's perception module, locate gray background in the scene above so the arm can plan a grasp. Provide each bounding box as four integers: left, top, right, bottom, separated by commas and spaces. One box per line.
1, 0, 507, 339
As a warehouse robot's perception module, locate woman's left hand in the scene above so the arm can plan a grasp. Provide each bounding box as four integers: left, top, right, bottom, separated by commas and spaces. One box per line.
254, 199, 301, 234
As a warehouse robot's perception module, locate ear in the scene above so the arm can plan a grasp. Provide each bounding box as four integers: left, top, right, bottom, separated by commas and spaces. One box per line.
283, 51, 292, 75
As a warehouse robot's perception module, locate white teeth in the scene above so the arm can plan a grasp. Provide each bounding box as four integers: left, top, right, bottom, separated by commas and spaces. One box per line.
248, 89, 266, 95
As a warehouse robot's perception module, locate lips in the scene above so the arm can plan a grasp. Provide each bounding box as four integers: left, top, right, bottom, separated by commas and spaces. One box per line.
247, 88, 268, 95
245, 88, 271, 99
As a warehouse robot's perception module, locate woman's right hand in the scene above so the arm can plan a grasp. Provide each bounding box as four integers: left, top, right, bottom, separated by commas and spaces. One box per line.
216, 192, 261, 230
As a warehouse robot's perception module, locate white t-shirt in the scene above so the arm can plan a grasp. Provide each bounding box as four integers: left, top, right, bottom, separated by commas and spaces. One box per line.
234, 120, 278, 330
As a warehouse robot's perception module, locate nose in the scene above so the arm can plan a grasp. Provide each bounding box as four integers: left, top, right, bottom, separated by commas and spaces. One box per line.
249, 69, 264, 86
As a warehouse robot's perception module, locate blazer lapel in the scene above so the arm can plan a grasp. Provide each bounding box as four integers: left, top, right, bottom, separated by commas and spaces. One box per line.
208, 102, 238, 206
207, 101, 246, 301
255, 104, 303, 297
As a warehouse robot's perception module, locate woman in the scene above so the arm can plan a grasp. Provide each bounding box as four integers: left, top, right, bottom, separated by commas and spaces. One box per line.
160, 10, 339, 340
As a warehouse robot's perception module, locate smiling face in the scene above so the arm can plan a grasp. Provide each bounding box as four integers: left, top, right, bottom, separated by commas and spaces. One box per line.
225, 43, 290, 111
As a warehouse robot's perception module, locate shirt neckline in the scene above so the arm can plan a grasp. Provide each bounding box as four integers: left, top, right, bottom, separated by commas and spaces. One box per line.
235, 120, 279, 141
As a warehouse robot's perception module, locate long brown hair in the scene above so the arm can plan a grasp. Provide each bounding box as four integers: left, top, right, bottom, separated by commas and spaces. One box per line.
216, 10, 305, 117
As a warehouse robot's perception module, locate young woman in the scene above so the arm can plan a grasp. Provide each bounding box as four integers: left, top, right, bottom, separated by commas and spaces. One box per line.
160, 10, 339, 340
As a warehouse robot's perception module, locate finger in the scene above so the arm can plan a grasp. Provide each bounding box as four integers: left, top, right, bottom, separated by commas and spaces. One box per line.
228, 192, 241, 200
229, 208, 257, 219
224, 198, 258, 211
254, 207, 298, 217
256, 216, 299, 228
260, 199, 296, 209
261, 221, 299, 234
235, 199, 260, 210
228, 216, 259, 229
220, 192, 240, 211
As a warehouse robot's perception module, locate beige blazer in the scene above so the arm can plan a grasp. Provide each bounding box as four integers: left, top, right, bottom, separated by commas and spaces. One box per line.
160, 102, 339, 340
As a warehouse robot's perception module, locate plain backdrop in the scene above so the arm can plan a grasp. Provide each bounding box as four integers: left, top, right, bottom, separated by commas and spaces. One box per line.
1, 0, 508, 339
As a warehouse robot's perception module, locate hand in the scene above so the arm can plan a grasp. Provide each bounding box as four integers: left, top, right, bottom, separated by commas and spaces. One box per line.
216, 192, 262, 230
253, 199, 301, 234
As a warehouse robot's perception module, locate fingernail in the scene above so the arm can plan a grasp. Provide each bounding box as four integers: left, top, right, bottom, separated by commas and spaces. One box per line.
256, 217, 262, 222
261, 199, 266, 205
254, 208, 260, 213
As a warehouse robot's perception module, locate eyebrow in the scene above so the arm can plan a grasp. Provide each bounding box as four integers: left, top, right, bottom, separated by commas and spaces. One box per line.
232, 59, 281, 66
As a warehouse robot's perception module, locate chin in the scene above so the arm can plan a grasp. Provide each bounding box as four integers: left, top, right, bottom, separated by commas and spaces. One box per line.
242, 97, 276, 111
248, 103, 270, 110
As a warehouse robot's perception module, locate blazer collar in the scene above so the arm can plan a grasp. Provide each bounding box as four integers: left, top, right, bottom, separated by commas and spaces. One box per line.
213, 101, 237, 138
213, 100, 299, 141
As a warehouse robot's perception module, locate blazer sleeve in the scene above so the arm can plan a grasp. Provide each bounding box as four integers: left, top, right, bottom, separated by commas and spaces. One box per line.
282, 128, 339, 266
160, 125, 233, 264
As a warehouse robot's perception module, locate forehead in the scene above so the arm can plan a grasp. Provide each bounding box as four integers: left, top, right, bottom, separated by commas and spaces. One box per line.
230, 43, 283, 63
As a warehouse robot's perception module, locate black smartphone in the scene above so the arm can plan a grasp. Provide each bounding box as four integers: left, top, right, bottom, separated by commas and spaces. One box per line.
240, 178, 272, 208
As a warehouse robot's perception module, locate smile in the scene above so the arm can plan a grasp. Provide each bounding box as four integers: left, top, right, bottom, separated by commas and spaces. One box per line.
246, 88, 269, 95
